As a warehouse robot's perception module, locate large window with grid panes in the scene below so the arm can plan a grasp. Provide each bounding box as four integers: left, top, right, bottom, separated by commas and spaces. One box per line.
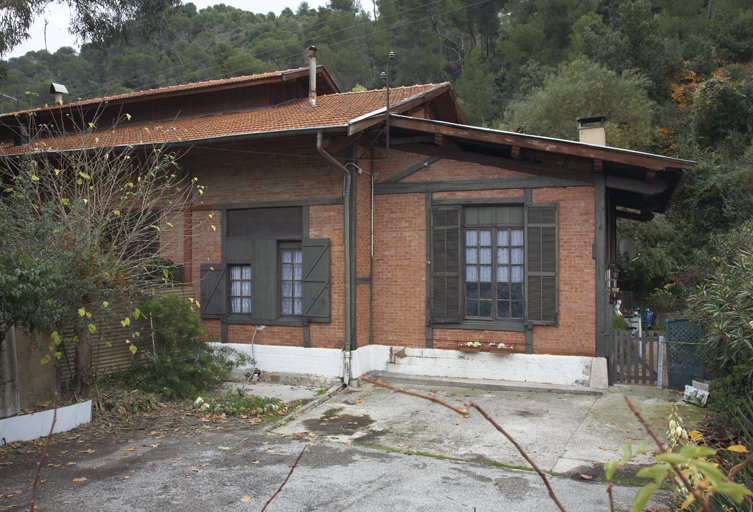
431, 203, 559, 329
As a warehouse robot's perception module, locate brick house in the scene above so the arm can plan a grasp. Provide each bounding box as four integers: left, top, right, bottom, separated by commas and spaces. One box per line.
1, 56, 695, 388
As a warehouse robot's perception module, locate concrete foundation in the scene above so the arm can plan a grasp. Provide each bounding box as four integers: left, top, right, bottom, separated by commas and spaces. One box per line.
216, 343, 610, 389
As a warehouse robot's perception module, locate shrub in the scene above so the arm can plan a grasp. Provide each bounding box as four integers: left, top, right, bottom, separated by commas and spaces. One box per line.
126, 295, 252, 398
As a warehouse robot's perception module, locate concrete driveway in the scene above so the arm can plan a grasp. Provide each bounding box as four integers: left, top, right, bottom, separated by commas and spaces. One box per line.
273, 372, 705, 476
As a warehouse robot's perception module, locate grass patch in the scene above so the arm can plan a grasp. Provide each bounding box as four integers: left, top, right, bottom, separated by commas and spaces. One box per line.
197, 387, 290, 417
316, 388, 327, 395
351, 442, 466, 461
322, 407, 343, 417
480, 460, 556, 476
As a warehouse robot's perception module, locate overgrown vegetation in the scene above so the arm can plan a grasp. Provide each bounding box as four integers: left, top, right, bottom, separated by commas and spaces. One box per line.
103, 295, 252, 398
195, 387, 291, 418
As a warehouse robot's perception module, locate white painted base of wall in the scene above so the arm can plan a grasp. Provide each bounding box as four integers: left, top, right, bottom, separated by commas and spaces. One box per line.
215, 343, 609, 390
0, 401, 92, 444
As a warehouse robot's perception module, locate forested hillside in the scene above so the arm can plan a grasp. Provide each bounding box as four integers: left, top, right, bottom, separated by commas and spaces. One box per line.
3, 0, 753, 309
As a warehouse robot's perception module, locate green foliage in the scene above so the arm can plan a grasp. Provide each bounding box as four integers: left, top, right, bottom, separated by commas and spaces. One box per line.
455, 45, 497, 126
688, 230, 753, 378
708, 370, 753, 445
131, 295, 252, 398
198, 387, 287, 417
503, 57, 654, 150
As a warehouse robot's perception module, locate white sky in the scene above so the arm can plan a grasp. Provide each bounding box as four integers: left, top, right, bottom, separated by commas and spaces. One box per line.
8, 1, 329, 59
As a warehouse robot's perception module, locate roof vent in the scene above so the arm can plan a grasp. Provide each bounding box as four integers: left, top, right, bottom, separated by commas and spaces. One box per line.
50, 83, 68, 105
577, 116, 606, 146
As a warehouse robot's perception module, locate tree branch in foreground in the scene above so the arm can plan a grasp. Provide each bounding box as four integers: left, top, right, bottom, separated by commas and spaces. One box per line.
361, 377, 567, 512
29, 392, 58, 512
260, 444, 307, 512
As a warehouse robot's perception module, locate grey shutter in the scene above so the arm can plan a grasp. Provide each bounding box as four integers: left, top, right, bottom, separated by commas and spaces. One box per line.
431, 207, 462, 323
525, 203, 558, 325
200, 263, 226, 318
302, 238, 331, 322
252, 239, 278, 321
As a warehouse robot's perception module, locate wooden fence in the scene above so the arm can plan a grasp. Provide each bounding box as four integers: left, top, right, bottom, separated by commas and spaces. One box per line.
60, 285, 195, 381
610, 330, 663, 386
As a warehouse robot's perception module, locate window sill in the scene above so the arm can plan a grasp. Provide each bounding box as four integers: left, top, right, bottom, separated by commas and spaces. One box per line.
432, 321, 525, 332
226, 315, 306, 327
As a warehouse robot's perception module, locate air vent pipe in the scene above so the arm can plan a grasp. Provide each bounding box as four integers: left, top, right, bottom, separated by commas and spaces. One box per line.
308, 46, 317, 107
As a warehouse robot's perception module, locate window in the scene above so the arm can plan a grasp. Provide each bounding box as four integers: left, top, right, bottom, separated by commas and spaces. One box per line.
280, 246, 303, 316
200, 207, 331, 326
229, 265, 252, 313
431, 203, 558, 328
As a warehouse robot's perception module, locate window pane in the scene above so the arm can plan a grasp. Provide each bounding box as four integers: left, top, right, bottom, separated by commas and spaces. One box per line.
480, 265, 492, 282
511, 283, 524, 301
511, 248, 524, 264
497, 229, 509, 246
480, 248, 492, 264
282, 281, 292, 298
497, 248, 509, 264
511, 266, 524, 283
282, 298, 292, 315
497, 265, 510, 282
282, 250, 292, 263
242, 281, 251, 296
466, 230, 477, 246
466, 265, 478, 282
480, 301, 492, 318
498, 283, 510, 300
282, 263, 292, 280
231, 281, 241, 296
231, 266, 241, 279
479, 230, 492, 246
242, 266, 251, 279
511, 229, 524, 246
294, 281, 302, 298
242, 298, 252, 313
294, 298, 302, 315
293, 249, 302, 264
466, 248, 478, 264
466, 282, 478, 299
498, 301, 510, 318
294, 264, 302, 280
480, 282, 492, 300
511, 301, 524, 319
467, 300, 478, 317
231, 297, 241, 313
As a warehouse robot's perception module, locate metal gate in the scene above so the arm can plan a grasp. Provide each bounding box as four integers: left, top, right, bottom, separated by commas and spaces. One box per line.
610, 330, 661, 386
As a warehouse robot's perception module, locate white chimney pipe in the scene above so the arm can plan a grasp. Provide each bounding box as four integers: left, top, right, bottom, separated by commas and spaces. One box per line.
578, 116, 606, 146
308, 46, 317, 107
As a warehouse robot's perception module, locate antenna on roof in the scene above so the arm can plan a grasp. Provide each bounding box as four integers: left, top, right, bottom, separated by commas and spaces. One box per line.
379, 51, 396, 158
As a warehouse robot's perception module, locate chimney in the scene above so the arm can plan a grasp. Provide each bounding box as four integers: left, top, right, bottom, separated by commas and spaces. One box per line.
49, 83, 68, 105
308, 46, 317, 107
577, 116, 606, 146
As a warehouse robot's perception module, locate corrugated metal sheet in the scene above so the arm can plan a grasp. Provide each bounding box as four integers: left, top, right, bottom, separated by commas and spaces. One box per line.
60, 286, 196, 381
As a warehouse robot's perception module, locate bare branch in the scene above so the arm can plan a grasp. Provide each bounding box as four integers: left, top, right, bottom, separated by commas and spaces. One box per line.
29, 392, 58, 512
260, 444, 307, 512
362, 377, 567, 512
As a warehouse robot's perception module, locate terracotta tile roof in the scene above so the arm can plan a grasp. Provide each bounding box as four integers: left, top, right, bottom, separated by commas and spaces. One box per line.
1, 84, 445, 155
1, 68, 318, 119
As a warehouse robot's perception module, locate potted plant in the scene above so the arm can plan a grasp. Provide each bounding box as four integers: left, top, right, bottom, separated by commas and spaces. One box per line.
488, 342, 514, 354
457, 341, 482, 353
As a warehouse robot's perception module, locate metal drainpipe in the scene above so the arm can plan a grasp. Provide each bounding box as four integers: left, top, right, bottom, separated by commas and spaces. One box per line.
317, 131, 352, 385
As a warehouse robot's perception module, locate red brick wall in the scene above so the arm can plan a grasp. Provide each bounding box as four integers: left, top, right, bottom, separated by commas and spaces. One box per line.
187, 146, 346, 348
373, 150, 528, 183
372, 193, 427, 347
356, 171, 373, 347
532, 187, 596, 356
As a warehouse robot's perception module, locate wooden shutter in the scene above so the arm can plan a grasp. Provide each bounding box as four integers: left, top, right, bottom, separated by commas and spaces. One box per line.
302, 238, 331, 322
525, 203, 558, 325
252, 239, 278, 321
431, 207, 462, 323
200, 263, 226, 318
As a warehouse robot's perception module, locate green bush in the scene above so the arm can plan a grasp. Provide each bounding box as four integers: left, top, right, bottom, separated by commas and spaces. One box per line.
123, 295, 252, 398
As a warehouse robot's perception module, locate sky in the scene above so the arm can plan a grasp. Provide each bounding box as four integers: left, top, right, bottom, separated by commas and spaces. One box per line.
7, 0, 329, 59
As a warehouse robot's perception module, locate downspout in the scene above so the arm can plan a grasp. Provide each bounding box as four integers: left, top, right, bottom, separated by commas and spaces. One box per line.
317, 131, 353, 385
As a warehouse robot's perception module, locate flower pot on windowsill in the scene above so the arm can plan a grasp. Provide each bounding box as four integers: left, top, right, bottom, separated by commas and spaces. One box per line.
458, 345, 482, 353
488, 347, 514, 355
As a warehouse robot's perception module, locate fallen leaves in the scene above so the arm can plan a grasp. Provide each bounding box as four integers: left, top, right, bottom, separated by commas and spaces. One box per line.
72, 478, 87, 482
191, 469, 203, 473
240, 496, 251, 502
580, 474, 593, 480
80, 449, 96, 454
125, 447, 135, 452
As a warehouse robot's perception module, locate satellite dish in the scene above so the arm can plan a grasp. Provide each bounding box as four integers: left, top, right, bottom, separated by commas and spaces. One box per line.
618, 237, 637, 262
